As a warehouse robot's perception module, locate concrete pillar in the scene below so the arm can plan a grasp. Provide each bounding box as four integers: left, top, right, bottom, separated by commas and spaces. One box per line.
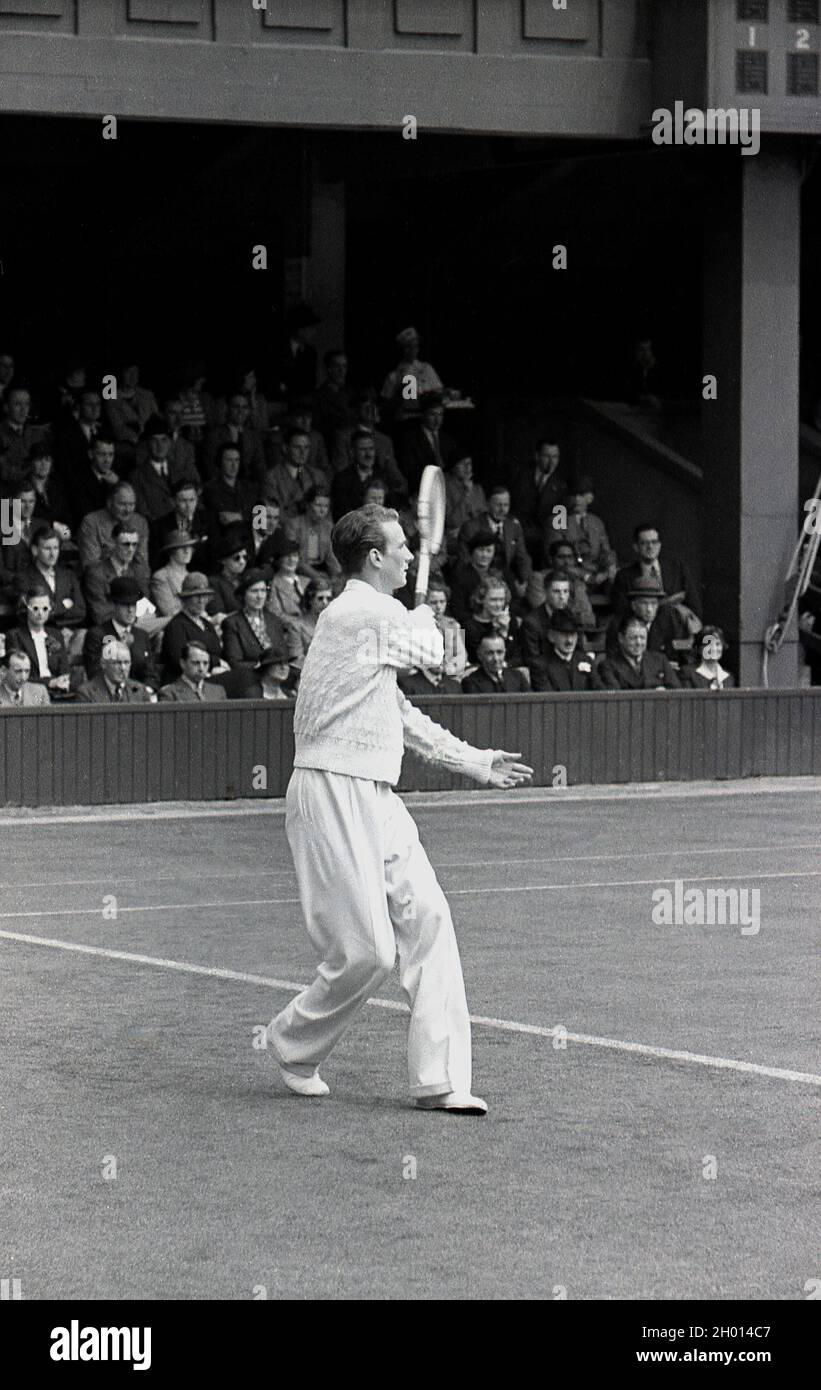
702, 144, 802, 688
308, 174, 346, 362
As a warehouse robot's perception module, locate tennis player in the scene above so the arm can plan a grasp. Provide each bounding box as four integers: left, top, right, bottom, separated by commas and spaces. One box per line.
266, 504, 533, 1114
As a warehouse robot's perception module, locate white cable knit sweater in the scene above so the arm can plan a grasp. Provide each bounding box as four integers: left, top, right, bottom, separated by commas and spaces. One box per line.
293, 579, 494, 786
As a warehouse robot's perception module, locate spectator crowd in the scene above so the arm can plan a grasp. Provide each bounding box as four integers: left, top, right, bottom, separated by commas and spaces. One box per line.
0, 316, 737, 708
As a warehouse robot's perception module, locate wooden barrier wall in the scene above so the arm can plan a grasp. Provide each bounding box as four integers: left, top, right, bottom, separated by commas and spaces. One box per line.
0, 690, 819, 808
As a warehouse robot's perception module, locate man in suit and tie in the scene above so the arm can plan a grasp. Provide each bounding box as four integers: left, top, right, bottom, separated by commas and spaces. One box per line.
83, 522, 152, 626
462, 634, 529, 695
563, 475, 617, 591
0, 649, 50, 706
15, 525, 86, 631
0, 387, 49, 491
67, 435, 121, 528
397, 393, 457, 496
76, 639, 154, 703
159, 640, 227, 702
131, 415, 201, 523
55, 390, 104, 484
611, 523, 701, 619
457, 486, 532, 599
597, 615, 682, 690
524, 610, 600, 693
275, 303, 321, 401
507, 438, 566, 558
82, 575, 160, 689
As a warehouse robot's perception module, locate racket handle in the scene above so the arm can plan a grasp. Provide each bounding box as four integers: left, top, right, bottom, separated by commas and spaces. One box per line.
415, 548, 431, 607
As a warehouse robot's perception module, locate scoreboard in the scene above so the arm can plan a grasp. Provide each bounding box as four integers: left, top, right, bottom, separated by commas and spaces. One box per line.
709, 0, 821, 131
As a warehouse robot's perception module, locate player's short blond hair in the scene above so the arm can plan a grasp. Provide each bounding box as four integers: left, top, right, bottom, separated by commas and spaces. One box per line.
332, 505, 399, 578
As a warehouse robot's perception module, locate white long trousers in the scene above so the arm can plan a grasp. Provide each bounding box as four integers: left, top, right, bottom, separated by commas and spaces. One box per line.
267, 768, 472, 1098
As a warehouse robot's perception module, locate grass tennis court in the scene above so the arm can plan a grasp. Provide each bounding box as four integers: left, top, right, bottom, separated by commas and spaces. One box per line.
0, 779, 818, 1300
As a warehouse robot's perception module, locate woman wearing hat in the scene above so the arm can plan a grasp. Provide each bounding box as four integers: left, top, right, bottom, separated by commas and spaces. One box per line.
207, 531, 248, 619
221, 567, 298, 670
234, 642, 295, 701
149, 529, 196, 617
266, 533, 307, 624
160, 572, 226, 683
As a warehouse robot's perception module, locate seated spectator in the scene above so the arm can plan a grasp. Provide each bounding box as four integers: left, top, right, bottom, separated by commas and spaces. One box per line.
265, 427, 326, 520
76, 638, 153, 703
331, 389, 403, 485
266, 536, 307, 623
680, 626, 735, 690
426, 577, 467, 677
331, 429, 394, 518
563, 476, 617, 591
55, 389, 104, 486
15, 526, 85, 630
314, 349, 354, 449
458, 485, 532, 599
161, 573, 226, 682
83, 521, 151, 626
508, 438, 566, 556
82, 575, 159, 688
381, 327, 443, 424
46, 359, 87, 431
213, 366, 271, 435
606, 577, 694, 665
287, 484, 341, 583
285, 578, 333, 668
0, 480, 49, 577
234, 641, 296, 700
464, 577, 524, 667
135, 396, 198, 479
159, 640, 228, 702
77, 480, 150, 573
527, 541, 596, 632
277, 398, 330, 478
611, 523, 701, 619
6, 585, 71, 695
462, 634, 529, 694
131, 415, 201, 523
523, 574, 588, 680
27, 442, 72, 532
208, 531, 248, 618
202, 442, 258, 539
149, 530, 196, 618
0, 350, 16, 411
526, 610, 599, 692
0, 648, 50, 706
253, 501, 290, 571
448, 529, 505, 625
221, 567, 298, 669
202, 391, 266, 487
597, 615, 682, 690
275, 303, 321, 401
397, 392, 457, 496
444, 453, 487, 554
176, 365, 216, 444
104, 362, 158, 452
363, 477, 388, 509
148, 479, 209, 571
1, 387, 49, 491
398, 663, 463, 696
66, 433, 121, 527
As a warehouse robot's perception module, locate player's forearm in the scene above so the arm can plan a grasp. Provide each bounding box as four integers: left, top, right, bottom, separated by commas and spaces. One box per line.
399, 694, 494, 784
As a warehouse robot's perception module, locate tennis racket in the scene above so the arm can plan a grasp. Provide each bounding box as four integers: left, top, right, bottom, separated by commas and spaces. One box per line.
415, 464, 446, 607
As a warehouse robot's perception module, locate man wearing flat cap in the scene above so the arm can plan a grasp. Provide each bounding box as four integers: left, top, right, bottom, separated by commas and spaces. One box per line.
82, 574, 159, 688
160, 571, 225, 683
563, 475, 616, 591
381, 327, 443, 424
525, 610, 600, 692
159, 640, 227, 702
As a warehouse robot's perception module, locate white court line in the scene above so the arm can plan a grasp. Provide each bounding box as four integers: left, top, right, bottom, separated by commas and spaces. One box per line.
2, 843, 820, 891
0, 868, 819, 922
0, 928, 818, 1089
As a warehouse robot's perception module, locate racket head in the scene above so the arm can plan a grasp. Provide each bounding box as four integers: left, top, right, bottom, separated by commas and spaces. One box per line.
416, 465, 446, 555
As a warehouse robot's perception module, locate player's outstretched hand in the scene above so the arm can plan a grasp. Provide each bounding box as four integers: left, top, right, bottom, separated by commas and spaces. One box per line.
488, 751, 534, 789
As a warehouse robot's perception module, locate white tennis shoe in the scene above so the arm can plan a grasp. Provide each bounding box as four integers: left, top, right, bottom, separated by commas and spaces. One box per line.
279, 1065, 330, 1098
415, 1092, 487, 1115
